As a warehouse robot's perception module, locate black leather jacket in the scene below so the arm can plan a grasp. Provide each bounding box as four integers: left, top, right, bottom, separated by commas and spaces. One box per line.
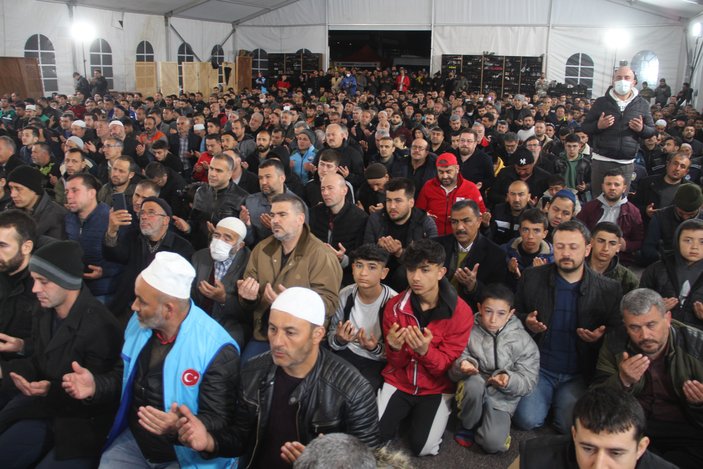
211, 348, 381, 467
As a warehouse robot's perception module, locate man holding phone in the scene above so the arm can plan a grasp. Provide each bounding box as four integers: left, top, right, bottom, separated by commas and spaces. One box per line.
64, 173, 123, 304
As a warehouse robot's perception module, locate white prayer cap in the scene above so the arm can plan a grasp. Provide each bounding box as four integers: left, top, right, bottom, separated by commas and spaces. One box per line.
66, 136, 84, 149
271, 287, 325, 326
216, 217, 247, 241
193, 123, 205, 131
109, 120, 124, 127
655, 119, 667, 127
140, 252, 195, 299
25, 104, 36, 111
72, 119, 86, 128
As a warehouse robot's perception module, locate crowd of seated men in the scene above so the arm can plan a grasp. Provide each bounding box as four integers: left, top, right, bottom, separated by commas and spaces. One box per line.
0, 64, 701, 468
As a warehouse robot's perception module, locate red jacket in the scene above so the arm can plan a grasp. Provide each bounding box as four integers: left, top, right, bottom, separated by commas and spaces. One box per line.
416, 174, 487, 236
396, 74, 410, 92
382, 279, 473, 395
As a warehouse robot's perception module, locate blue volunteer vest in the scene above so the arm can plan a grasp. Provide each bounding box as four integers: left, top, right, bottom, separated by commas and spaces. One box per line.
106, 303, 239, 468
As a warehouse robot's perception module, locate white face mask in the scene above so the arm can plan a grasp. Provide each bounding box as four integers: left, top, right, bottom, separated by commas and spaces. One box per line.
209, 238, 235, 262
613, 80, 632, 96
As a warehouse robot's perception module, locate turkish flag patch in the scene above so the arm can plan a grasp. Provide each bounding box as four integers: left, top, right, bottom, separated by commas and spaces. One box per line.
182, 369, 200, 386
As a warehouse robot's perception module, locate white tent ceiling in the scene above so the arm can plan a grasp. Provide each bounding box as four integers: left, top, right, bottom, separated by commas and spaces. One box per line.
39, 0, 301, 24
39, 0, 703, 23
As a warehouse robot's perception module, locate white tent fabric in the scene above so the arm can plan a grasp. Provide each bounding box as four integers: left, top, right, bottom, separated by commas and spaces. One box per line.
0, 0, 695, 99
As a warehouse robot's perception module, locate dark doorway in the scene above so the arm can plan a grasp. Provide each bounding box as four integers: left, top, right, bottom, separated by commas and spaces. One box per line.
329, 30, 431, 71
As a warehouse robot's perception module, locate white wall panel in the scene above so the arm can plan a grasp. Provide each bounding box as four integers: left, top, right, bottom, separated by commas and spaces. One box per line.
434, 0, 548, 25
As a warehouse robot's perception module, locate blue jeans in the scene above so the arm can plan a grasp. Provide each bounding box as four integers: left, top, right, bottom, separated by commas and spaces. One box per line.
240, 339, 270, 363
512, 368, 586, 434
99, 428, 179, 469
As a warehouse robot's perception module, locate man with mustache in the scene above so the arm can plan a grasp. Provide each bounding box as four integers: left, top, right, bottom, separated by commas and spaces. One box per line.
416, 152, 486, 237
434, 200, 507, 311
513, 220, 622, 434
594, 288, 703, 469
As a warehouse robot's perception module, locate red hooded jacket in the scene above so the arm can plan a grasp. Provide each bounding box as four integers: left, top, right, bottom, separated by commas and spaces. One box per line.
382, 278, 473, 395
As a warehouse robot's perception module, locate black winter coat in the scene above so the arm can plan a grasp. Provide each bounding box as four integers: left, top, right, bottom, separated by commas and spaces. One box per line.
515, 264, 622, 380
581, 91, 655, 161
0, 287, 122, 460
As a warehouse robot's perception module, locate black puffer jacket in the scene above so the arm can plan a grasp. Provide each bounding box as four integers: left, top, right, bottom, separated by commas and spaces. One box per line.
212, 348, 381, 467
515, 264, 622, 380
581, 90, 655, 161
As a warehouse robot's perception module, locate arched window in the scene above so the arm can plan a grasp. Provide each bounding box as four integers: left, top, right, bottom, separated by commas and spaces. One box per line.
252, 48, 268, 76
24, 34, 57, 93
631, 50, 659, 88
564, 53, 594, 97
177, 42, 195, 91
211, 45, 225, 84
295, 48, 312, 55
136, 41, 154, 62
90, 38, 114, 89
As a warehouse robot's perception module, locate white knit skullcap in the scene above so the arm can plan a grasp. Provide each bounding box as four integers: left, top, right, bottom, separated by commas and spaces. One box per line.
140, 252, 195, 299
270, 287, 325, 326
216, 217, 247, 241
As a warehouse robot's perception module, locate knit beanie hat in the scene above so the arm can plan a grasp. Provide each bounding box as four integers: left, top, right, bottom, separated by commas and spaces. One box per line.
298, 129, 316, 146
29, 240, 84, 290
7, 166, 44, 195
674, 184, 703, 212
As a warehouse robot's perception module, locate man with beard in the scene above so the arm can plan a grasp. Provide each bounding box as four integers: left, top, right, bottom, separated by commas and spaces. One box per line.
310, 173, 368, 287
241, 159, 308, 246
103, 197, 193, 323
97, 156, 138, 210
633, 152, 692, 221
577, 169, 643, 265
457, 129, 495, 192
63, 252, 239, 469
428, 126, 452, 155
490, 180, 532, 245
416, 153, 486, 236
232, 119, 255, 163
594, 288, 703, 469
513, 220, 622, 434
364, 178, 437, 292
245, 129, 288, 174
0, 211, 38, 364
236, 194, 342, 362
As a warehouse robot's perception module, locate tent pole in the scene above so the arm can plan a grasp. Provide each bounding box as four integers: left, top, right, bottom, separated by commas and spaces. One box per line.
545, 0, 553, 78
67, 2, 81, 77
430, 0, 436, 75
164, 15, 171, 61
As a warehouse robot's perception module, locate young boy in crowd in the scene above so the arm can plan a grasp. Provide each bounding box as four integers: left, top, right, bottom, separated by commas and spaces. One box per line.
449, 284, 539, 453
378, 239, 473, 456
328, 244, 398, 389
503, 208, 553, 285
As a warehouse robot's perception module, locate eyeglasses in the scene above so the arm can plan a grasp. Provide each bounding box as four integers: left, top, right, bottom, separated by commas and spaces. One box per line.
140, 210, 168, 219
